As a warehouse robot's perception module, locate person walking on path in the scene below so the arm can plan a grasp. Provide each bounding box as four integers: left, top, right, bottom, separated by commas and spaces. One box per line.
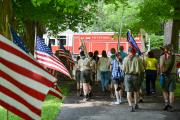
77, 51, 92, 101
73, 56, 81, 96
88, 52, 96, 97
98, 50, 110, 92
145, 51, 158, 95
109, 48, 117, 98
93, 50, 100, 83
122, 47, 144, 112
159, 44, 180, 111
110, 53, 124, 104
137, 55, 145, 103
119, 46, 127, 60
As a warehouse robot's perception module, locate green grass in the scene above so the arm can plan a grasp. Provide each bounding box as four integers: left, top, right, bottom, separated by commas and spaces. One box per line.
0, 81, 74, 120
175, 82, 180, 97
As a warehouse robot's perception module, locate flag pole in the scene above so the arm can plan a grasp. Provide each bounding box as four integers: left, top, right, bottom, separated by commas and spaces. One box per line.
7, 23, 12, 120
8, 24, 13, 42
34, 23, 37, 58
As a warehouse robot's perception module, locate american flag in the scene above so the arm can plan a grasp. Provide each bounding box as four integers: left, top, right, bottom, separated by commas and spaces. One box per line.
58, 48, 74, 72
127, 31, 142, 55
59, 49, 73, 62
59, 43, 74, 64
10, 29, 64, 99
10, 27, 30, 54
48, 84, 64, 99
0, 34, 57, 120
35, 36, 71, 78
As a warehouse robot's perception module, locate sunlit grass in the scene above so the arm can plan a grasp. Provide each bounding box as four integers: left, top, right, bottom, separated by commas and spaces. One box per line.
0, 81, 74, 120
0, 95, 63, 120
0, 106, 21, 120
175, 82, 180, 97
41, 95, 63, 120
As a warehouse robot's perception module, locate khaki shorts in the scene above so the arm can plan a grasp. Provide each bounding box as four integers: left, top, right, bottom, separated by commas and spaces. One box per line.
137, 72, 144, 90
81, 70, 91, 83
75, 70, 81, 82
90, 71, 96, 85
124, 74, 138, 92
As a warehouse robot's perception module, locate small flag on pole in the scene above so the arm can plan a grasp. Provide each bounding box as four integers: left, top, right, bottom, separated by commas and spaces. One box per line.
10, 27, 30, 54
59, 42, 74, 64
35, 36, 71, 78
48, 84, 64, 99
127, 31, 142, 55
10, 28, 64, 99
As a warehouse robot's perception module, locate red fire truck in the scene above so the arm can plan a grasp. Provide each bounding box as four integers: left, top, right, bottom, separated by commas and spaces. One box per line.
44, 32, 142, 55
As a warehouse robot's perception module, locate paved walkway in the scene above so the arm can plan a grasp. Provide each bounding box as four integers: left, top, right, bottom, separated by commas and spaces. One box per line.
56, 83, 180, 120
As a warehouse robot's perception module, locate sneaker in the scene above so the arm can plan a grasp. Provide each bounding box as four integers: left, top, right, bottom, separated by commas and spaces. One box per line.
79, 93, 84, 97
82, 98, 88, 102
119, 100, 123, 104
139, 99, 144, 103
168, 105, 174, 112
163, 104, 169, 111
129, 106, 135, 112
88, 92, 93, 98
134, 104, 139, 109
112, 101, 120, 105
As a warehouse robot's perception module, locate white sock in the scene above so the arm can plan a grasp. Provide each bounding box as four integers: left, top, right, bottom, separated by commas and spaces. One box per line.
119, 96, 122, 102
115, 92, 120, 102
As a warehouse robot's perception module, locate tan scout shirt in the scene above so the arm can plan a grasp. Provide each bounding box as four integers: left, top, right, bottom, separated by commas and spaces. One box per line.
122, 55, 144, 74
77, 57, 91, 71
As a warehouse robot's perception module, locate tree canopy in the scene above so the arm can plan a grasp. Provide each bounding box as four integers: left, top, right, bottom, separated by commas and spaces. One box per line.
85, 0, 179, 50
0, 0, 179, 52
0, 0, 98, 52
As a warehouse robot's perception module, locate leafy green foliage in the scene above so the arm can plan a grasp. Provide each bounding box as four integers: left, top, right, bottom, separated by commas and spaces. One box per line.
12, 0, 98, 34
138, 0, 168, 33
86, 0, 179, 35
138, 0, 180, 34
149, 34, 164, 49
85, 0, 141, 35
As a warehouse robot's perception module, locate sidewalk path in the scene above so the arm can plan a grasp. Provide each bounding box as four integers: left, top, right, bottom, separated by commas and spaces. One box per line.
56, 83, 180, 120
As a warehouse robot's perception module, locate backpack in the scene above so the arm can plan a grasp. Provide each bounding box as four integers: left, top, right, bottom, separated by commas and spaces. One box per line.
112, 60, 124, 80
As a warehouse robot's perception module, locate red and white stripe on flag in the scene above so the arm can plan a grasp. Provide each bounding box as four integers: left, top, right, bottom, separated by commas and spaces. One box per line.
0, 34, 56, 120
35, 51, 71, 78
48, 85, 64, 99
59, 49, 74, 64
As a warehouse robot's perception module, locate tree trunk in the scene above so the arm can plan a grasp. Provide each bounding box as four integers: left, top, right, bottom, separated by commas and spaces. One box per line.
164, 0, 180, 52
0, 0, 12, 39
164, 20, 180, 53
171, 20, 180, 53
23, 20, 45, 54
36, 22, 45, 38
23, 20, 35, 53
